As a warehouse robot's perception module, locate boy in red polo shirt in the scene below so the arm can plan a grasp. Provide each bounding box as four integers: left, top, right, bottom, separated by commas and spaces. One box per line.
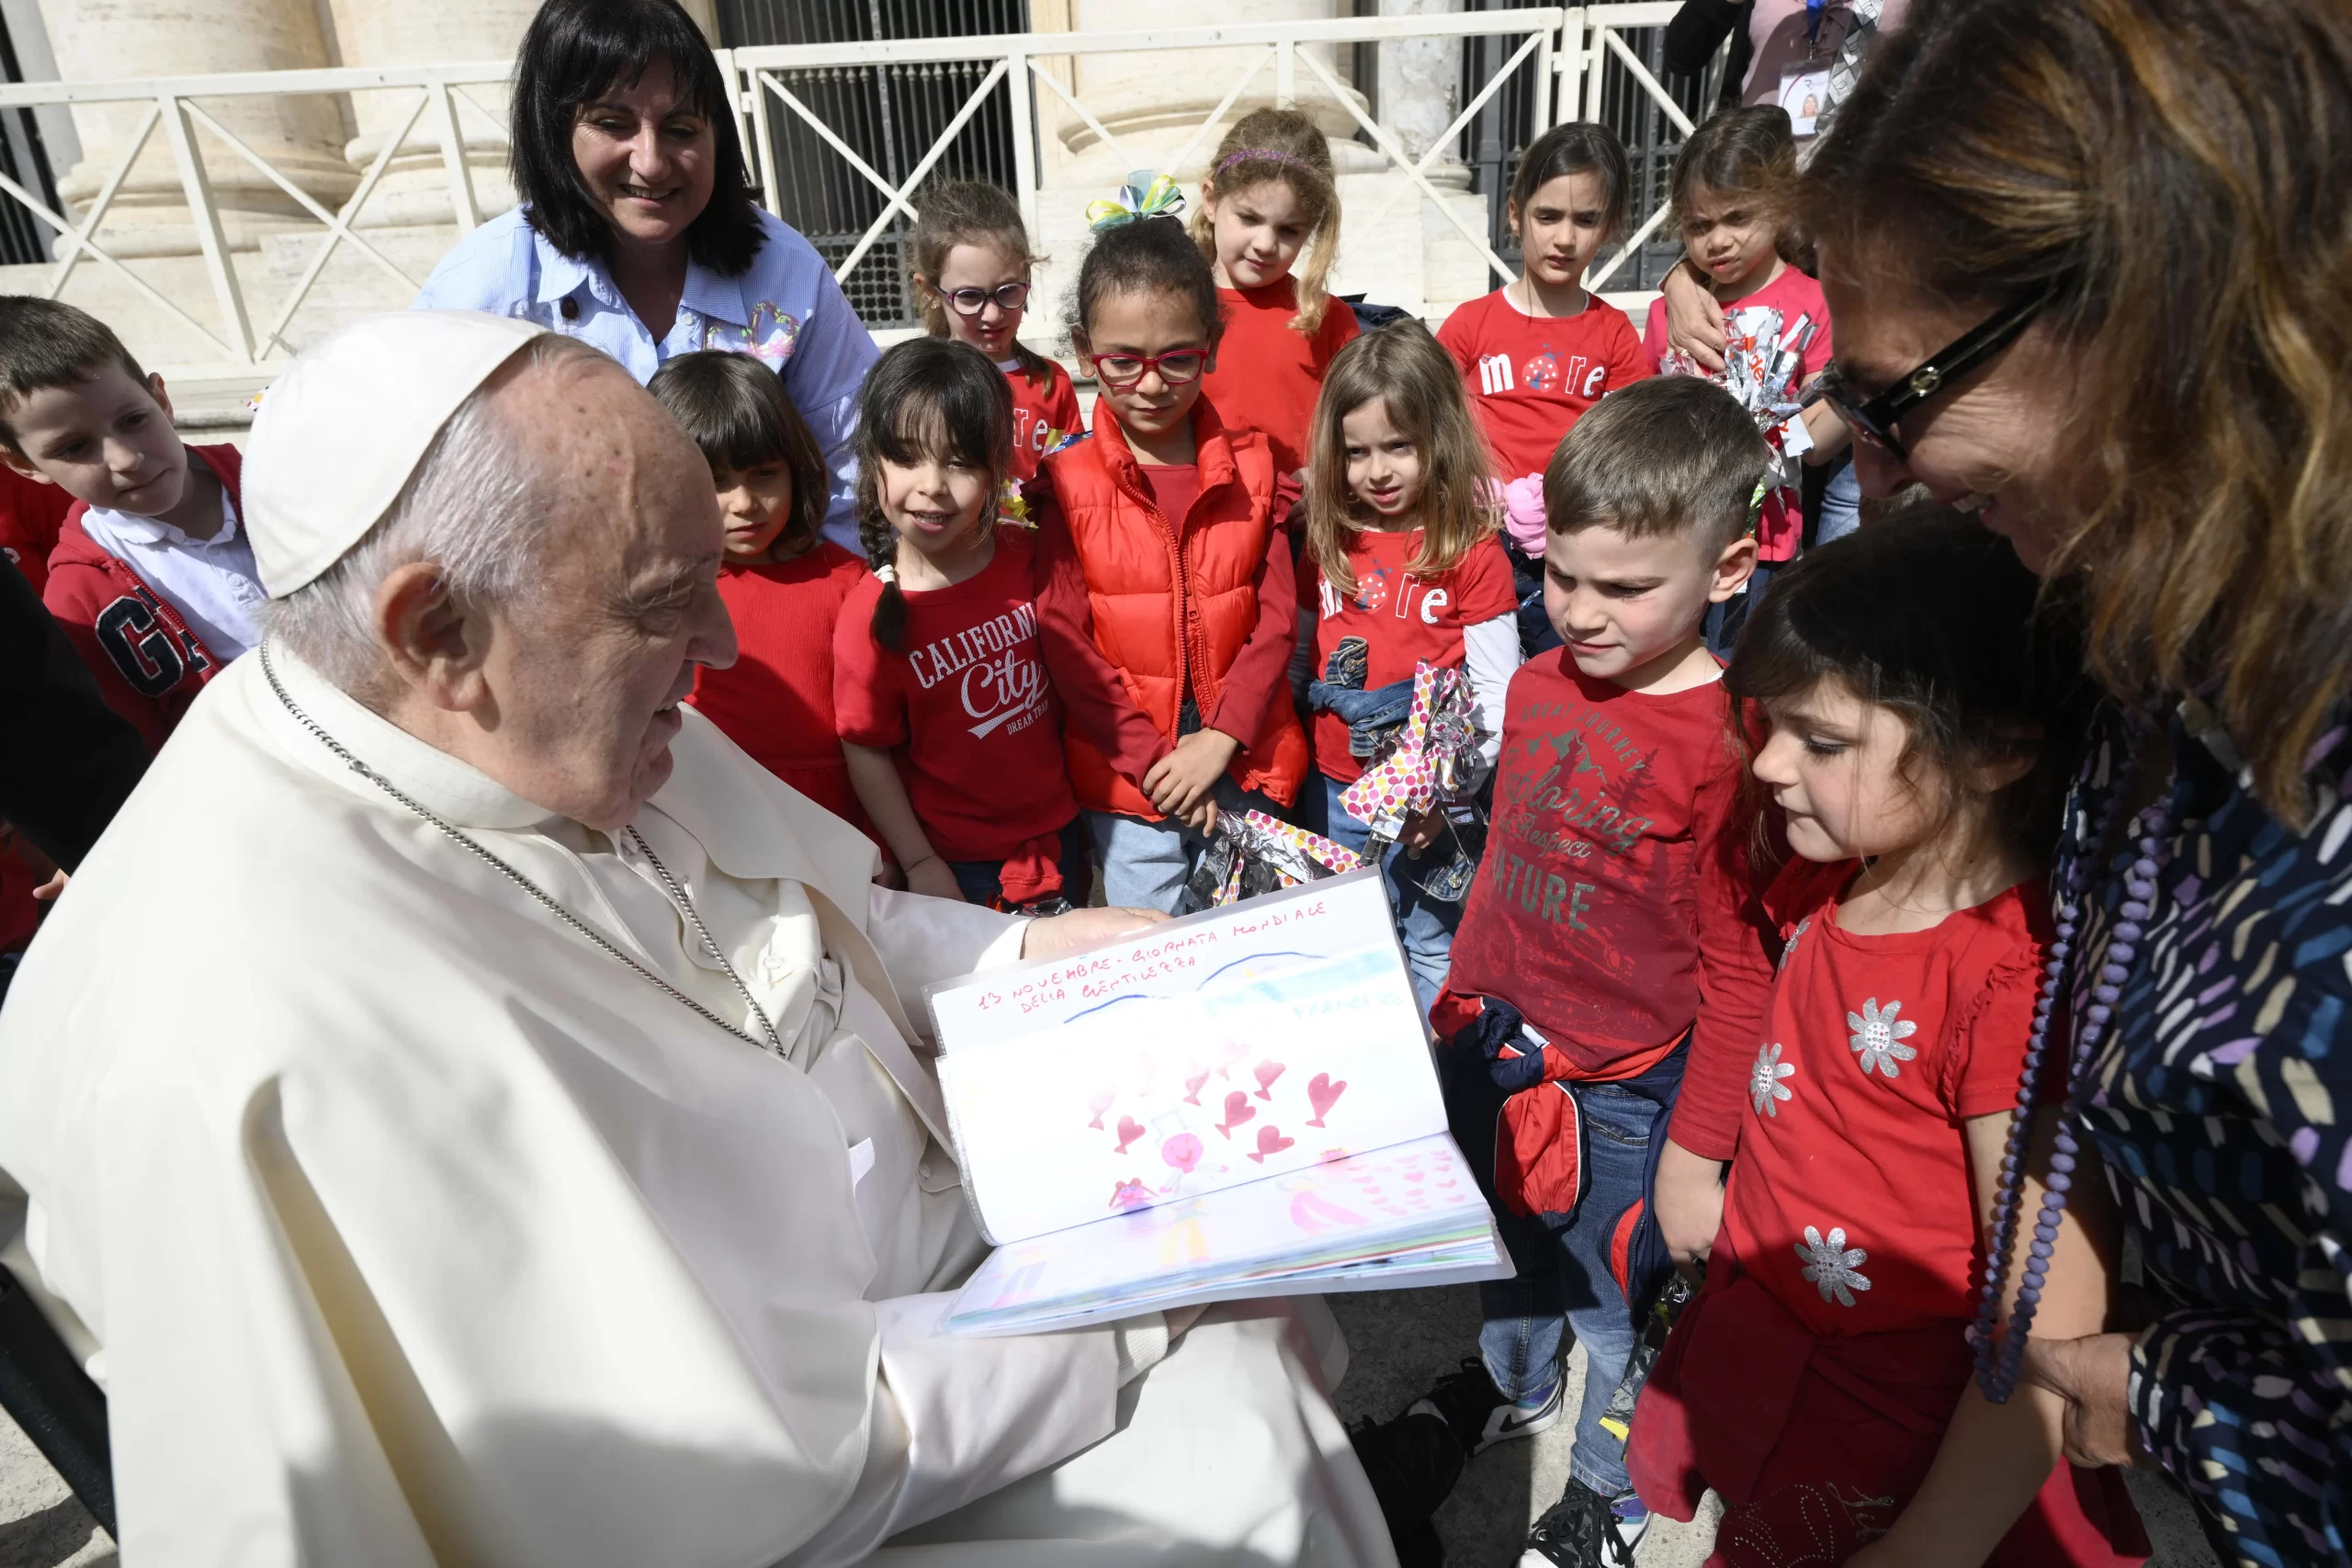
1350, 377, 1779, 1568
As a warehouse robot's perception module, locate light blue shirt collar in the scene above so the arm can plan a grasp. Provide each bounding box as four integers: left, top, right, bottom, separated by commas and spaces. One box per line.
527, 223, 752, 329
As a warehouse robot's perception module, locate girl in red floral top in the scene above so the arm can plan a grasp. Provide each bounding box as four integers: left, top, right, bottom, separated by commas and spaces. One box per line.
1628, 513, 2148, 1567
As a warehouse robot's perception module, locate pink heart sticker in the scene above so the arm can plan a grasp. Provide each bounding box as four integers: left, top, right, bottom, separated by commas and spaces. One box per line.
1247, 1123, 1296, 1164
1253, 1059, 1286, 1100
1306, 1072, 1348, 1127
1114, 1116, 1146, 1156
1216, 1090, 1256, 1139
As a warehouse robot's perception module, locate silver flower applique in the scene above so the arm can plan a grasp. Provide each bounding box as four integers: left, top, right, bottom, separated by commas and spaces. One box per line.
1795, 1224, 1871, 1306
1750, 1043, 1795, 1116
1778, 916, 1812, 973
1846, 997, 1918, 1077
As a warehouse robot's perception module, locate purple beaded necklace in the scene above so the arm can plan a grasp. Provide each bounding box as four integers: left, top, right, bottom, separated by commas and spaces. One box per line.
1973, 751, 2176, 1403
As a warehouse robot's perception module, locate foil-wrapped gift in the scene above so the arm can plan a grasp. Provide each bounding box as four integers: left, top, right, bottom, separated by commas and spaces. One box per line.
1332, 661, 1492, 903
1185, 810, 1366, 910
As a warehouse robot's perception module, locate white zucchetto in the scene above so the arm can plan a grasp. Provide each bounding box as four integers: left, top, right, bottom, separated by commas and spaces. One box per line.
243, 310, 548, 598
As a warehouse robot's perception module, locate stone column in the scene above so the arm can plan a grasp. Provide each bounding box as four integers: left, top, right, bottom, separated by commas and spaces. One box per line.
323, 0, 540, 228
1377, 0, 1464, 171
1046, 0, 1371, 187
33, 0, 356, 255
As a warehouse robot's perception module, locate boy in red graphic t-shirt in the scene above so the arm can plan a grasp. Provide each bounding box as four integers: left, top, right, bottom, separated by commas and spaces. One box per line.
1347, 377, 1778, 1567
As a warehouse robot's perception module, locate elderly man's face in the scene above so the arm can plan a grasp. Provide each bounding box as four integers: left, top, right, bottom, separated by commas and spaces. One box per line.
486, 361, 735, 829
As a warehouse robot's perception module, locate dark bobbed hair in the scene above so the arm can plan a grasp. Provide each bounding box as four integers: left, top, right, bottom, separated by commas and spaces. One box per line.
1544, 375, 1772, 554
646, 350, 828, 556
1728, 504, 2091, 869
510, 0, 765, 276
1065, 214, 1223, 353
1509, 121, 1632, 241
1670, 106, 1797, 231
1798, 0, 2352, 826
853, 337, 1014, 651
0, 296, 149, 453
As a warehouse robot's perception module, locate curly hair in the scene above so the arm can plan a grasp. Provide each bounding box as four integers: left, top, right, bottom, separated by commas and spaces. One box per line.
1800, 0, 2352, 825
1189, 107, 1342, 335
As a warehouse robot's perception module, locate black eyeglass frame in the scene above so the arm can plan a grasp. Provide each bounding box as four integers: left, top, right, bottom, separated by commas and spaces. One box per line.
1813, 288, 2052, 462
936, 281, 1033, 317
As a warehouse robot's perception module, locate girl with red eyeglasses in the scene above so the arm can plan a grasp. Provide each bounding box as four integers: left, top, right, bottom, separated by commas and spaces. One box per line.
1030, 204, 1308, 914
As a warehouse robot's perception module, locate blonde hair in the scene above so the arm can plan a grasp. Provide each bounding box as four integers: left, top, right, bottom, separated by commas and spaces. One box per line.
1802, 0, 2352, 825
1189, 107, 1341, 335
1304, 321, 1498, 597
909, 179, 1059, 394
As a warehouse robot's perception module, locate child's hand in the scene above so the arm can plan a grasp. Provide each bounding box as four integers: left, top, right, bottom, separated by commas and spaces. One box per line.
903, 854, 965, 903
1399, 809, 1447, 855
1653, 1138, 1726, 1277
1142, 729, 1242, 822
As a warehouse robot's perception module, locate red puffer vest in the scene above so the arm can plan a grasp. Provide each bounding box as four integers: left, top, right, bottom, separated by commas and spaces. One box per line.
1038, 402, 1307, 817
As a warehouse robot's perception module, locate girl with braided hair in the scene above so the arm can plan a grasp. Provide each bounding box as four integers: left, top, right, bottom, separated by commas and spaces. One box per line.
832, 336, 1085, 911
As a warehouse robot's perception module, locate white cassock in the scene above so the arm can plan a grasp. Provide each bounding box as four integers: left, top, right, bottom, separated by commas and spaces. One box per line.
0, 646, 1395, 1568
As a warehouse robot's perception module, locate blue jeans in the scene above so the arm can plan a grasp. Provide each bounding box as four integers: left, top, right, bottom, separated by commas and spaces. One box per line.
1089, 777, 1282, 915
1307, 676, 1414, 760
1815, 453, 1861, 544
948, 816, 1091, 912
1441, 1041, 1683, 1500
1318, 774, 1476, 1022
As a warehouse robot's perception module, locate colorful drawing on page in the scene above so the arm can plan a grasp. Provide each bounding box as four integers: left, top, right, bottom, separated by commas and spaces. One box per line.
1114, 1116, 1146, 1156
1109, 1179, 1150, 1211
1252, 1058, 1286, 1100
1306, 1073, 1347, 1126
1182, 1066, 1212, 1105
1162, 1133, 1203, 1177
1086, 1088, 1114, 1130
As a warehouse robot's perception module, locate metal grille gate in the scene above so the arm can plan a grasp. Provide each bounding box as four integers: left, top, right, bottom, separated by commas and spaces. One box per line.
718, 0, 1026, 326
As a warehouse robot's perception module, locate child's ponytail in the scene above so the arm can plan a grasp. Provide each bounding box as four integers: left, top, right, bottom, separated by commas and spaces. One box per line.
1190, 107, 1342, 335
852, 336, 1017, 655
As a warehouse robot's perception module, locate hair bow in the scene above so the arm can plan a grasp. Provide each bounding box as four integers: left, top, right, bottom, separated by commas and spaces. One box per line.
1085, 171, 1185, 231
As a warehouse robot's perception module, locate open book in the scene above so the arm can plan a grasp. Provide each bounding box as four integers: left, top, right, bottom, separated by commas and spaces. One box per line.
924, 868, 1510, 1336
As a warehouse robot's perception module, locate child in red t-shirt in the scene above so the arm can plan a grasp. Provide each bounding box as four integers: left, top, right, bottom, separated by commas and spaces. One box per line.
1191, 108, 1360, 478
833, 337, 1085, 913
1294, 321, 1519, 1018
650, 351, 880, 849
910, 181, 1082, 485
1436, 122, 1651, 661
1642, 107, 1853, 651
1347, 377, 1777, 1566
1629, 513, 2148, 1568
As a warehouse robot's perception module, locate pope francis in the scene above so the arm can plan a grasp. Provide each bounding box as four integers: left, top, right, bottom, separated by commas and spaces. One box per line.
0, 313, 1396, 1567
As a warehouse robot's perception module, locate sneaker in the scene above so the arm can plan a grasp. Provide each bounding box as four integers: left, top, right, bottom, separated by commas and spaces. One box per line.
1521, 1479, 1651, 1567
1346, 1411, 1461, 1565
1408, 1355, 1565, 1457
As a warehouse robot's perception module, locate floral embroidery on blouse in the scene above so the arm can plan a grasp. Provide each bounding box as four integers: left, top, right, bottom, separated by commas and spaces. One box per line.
1751, 1042, 1795, 1116
1846, 997, 1917, 1077
1778, 915, 1812, 973
701, 300, 803, 369
1796, 1224, 1871, 1306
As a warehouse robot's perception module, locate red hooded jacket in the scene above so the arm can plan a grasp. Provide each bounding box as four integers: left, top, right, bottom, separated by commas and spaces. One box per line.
44, 445, 243, 752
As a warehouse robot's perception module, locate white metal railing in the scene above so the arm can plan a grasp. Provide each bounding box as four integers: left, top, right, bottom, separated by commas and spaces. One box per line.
0, 5, 1700, 383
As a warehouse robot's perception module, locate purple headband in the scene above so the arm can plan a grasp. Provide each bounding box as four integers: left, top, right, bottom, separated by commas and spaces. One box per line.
1215, 148, 1325, 179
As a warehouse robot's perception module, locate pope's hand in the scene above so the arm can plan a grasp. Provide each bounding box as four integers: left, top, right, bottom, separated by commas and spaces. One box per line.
1022, 905, 1170, 960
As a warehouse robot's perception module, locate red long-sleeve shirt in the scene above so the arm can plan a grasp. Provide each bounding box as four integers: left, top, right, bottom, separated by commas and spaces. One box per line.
1439, 652, 1777, 1157
1030, 462, 1301, 793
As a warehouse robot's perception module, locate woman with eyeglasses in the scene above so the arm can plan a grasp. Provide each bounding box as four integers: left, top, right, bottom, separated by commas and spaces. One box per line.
413, 0, 878, 549
1797, 4, 2352, 1565
1031, 205, 1308, 915
909, 181, 1080, 484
